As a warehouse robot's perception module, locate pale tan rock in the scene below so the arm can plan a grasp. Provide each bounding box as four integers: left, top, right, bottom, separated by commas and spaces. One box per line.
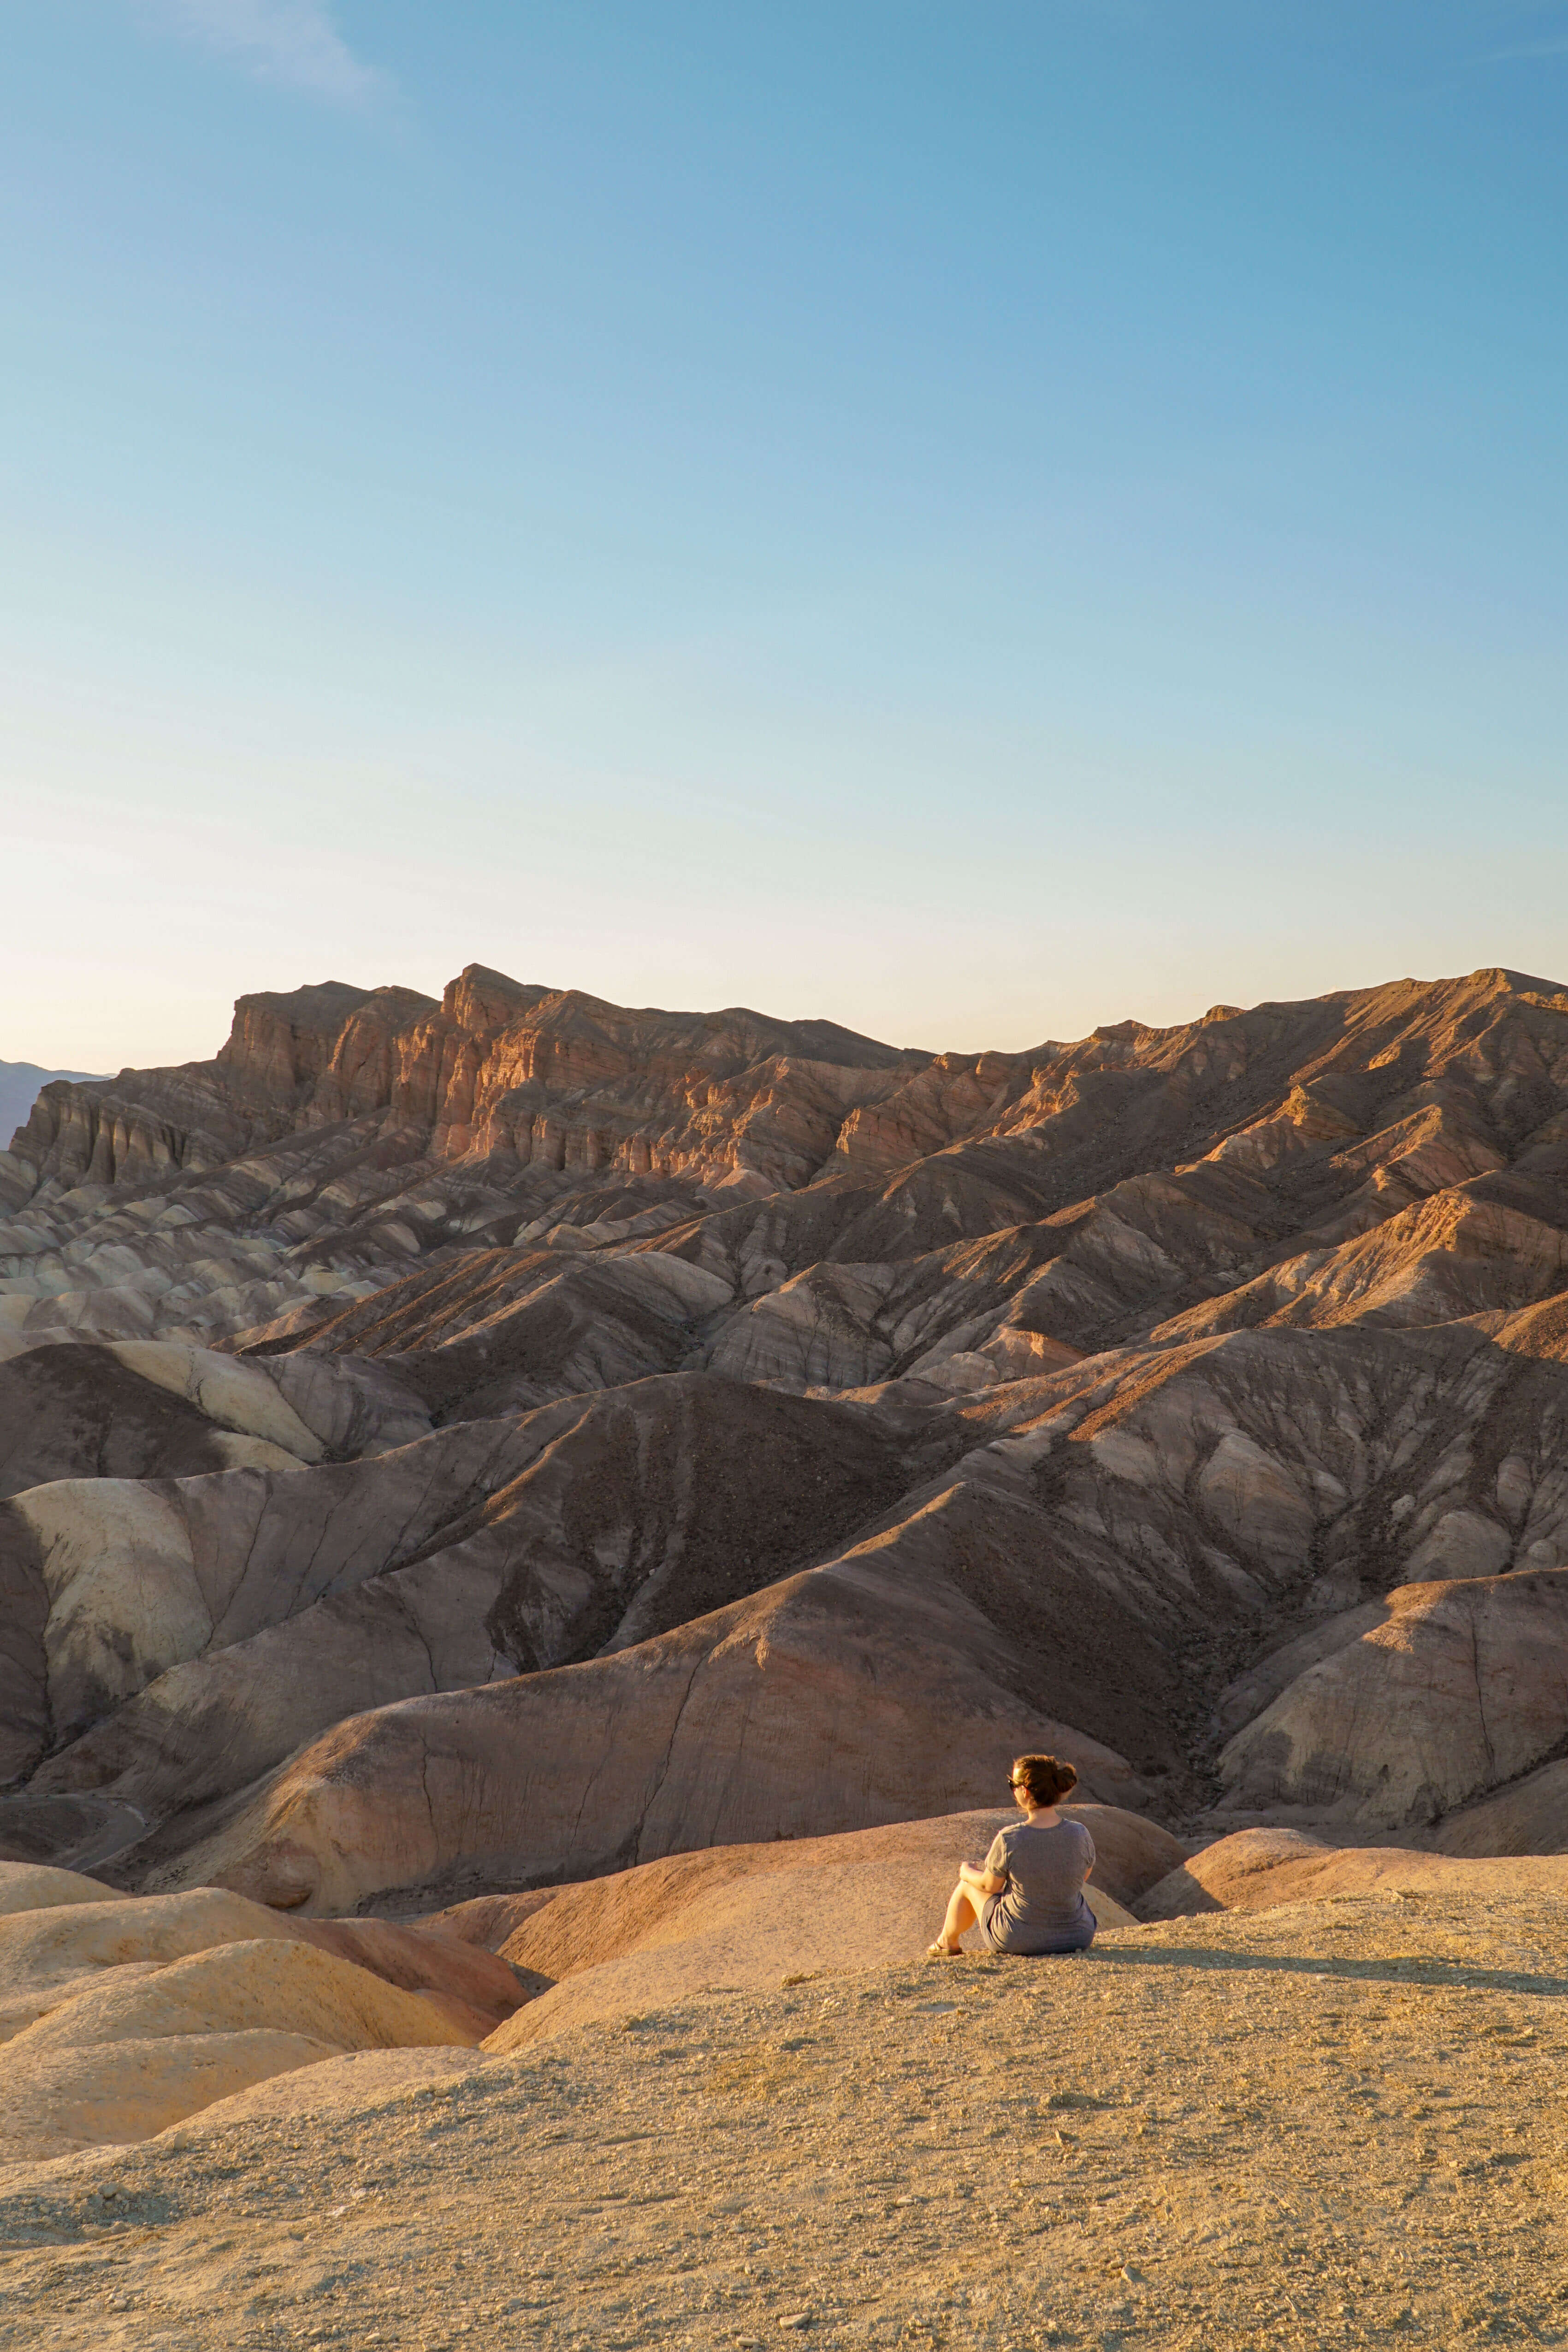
1136, 1826, 1568, 1919
0, 1888, 311, 2010
200, 1431, 309, 1472
1218, 1568, 1568, 1827
0, 1862, 124, 1917
144, 1544, 1147, 1915
0, 2029, 340, 2166
14, 1481, 212, 1743
105, 1341, 325, 1460
1429, 1758, 1568, 1857
8, 1933, 471, 2058
1402, 1507, 1514, 1581
486, 1809, 1142, 2047
0, 1935, 476, 2164
27, 1375, 952, 1823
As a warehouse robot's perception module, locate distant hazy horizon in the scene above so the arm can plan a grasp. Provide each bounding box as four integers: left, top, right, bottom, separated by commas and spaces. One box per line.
6, 4, 1566, 1069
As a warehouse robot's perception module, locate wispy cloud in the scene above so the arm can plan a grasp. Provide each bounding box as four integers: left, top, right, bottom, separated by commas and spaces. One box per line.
141, 1, 388, 105
1480, 5, 1568, 64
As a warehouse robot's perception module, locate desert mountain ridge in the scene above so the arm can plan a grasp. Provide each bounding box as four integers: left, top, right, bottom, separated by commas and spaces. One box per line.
13, 955, 1564, 1194
3, 952, 1568, 1917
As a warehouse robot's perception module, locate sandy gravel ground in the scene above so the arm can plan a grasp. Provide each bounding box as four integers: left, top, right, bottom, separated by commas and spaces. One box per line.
1, 1889, 1565, 2351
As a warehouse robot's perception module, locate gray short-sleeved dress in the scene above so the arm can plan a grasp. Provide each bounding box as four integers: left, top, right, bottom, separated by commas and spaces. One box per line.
979, 1818, 1096, 1955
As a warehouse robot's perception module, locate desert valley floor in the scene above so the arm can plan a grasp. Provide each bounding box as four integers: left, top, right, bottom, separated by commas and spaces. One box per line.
4, 961, 1568, 2342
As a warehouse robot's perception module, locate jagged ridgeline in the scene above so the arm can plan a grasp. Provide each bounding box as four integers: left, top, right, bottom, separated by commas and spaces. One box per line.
4, 960, 1568, 1918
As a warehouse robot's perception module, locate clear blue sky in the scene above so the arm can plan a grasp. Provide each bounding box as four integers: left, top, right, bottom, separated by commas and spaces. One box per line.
5, 2, 1567, 1070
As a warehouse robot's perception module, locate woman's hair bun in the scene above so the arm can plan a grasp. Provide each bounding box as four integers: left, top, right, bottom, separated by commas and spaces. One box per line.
1012, 1754, 1078, 1805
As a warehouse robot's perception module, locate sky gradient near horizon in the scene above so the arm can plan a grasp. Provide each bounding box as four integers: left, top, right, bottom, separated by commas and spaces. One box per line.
5, 1, 1568, 1073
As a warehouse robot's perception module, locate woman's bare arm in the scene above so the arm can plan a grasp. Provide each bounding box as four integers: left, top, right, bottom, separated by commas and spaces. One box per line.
959, 1861, 1007, 1895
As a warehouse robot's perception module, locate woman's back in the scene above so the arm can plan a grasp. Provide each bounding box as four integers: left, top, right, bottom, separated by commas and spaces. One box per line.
929, 1754, 1095, 1960
985, 1818, 1095, 1944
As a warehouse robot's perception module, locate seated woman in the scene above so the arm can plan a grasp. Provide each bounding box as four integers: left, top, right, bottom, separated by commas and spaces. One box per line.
928, 1754, 1096, 1957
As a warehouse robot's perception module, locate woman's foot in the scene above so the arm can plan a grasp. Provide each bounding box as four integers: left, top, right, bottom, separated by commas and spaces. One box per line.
926, 1939, 962, 1957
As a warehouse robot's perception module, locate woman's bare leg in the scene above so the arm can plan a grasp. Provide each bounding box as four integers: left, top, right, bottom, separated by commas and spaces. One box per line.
929, 1882, 979, 1955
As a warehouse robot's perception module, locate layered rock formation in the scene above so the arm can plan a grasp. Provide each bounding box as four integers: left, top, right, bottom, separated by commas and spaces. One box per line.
3, 960, 1568, 1926
0, 1062, 105, 1158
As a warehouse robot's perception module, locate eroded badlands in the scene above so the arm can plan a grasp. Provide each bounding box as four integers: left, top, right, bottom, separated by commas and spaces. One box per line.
3, 960, 1568, 2336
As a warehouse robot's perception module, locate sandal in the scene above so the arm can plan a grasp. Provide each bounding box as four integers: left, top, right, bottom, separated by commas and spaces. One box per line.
926, 1940, 962, 1957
